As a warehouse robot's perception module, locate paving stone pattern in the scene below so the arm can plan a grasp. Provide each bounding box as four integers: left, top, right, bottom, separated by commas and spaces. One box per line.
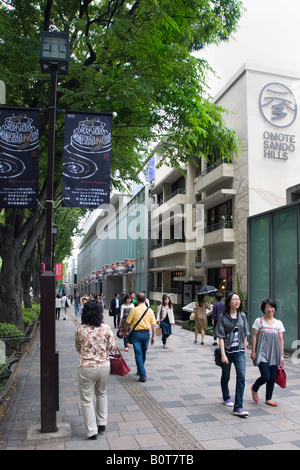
1, 306, 300, 450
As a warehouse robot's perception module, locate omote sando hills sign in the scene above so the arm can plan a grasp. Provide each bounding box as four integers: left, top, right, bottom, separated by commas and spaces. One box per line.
260, 82, 297, 161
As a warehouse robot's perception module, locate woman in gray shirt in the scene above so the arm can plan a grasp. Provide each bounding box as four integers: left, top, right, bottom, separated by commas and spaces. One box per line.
215, 292, 250, 417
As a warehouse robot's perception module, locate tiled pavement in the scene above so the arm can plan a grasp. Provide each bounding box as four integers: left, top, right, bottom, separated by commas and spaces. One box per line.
1, 307, 300, 451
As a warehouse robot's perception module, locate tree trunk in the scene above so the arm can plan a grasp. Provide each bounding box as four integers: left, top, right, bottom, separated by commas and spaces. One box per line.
0, 233, 24, 330
0, 204, 46, 329
22, 260, 33, 309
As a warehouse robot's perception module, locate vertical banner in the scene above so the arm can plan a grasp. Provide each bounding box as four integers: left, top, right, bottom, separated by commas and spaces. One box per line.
55, 263, 63, 280
0, 108, 39, 208
62, 112, 112, 208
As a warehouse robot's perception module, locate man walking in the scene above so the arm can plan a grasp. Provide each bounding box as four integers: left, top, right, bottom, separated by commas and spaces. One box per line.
124, 292, 156, 382
74, 291, 81, 320
109, 293, 121, 328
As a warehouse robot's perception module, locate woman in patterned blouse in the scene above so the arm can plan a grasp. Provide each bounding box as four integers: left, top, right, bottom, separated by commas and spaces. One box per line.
75, 299, 116, 440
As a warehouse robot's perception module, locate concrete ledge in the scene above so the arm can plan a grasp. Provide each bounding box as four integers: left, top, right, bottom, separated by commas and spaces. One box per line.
26, 423, 71, 441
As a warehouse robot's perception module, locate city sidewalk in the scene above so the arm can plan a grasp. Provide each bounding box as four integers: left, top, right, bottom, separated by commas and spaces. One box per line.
1, 306, 300, 451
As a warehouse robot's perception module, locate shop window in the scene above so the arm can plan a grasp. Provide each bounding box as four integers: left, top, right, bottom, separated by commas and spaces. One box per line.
171, 176, 185, 193
208, 267, 232, 295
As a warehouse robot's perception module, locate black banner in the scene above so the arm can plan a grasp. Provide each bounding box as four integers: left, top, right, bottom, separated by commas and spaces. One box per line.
0, 108, 39, 208
62, 112, 112, 208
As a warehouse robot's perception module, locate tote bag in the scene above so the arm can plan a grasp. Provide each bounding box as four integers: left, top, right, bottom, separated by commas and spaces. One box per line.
275, 363, 286, 389
109, 347, 131, 376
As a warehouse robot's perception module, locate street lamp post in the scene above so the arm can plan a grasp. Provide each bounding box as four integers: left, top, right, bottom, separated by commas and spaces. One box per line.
39, 31, 69, 433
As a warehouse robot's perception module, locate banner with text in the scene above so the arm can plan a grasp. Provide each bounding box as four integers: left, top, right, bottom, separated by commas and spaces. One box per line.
62, 112, 112, 208
55, 263, 63, 280
0, 108, 39, 208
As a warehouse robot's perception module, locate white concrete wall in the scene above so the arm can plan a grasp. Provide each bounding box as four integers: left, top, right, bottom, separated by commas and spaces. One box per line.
246, 68, 300, 215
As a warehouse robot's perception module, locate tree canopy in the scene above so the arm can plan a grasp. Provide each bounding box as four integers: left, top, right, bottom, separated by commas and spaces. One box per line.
0, 0, 243, 183
0, 0, 243, 326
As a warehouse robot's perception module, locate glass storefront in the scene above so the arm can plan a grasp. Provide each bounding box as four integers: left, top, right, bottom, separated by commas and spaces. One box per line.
208, 267, 233, 295
248, 205, 299, 350
77, 188, 148, 296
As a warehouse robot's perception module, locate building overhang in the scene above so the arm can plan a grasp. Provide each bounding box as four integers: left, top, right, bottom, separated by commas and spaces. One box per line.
149, 265, 186, 272
193, 259, 236, 269
201, 189, 236, 209
151, 168, 186, 195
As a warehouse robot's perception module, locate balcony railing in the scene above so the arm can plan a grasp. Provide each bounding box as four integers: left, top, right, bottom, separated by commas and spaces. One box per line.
198, 158, 229, 177
164, 188, 186, 203
153, 286, 181, 294
151, 238, 185, 250
205, 218, 233, 233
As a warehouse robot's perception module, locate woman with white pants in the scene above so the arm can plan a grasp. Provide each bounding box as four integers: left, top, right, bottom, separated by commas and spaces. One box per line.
75, 299, 116, 440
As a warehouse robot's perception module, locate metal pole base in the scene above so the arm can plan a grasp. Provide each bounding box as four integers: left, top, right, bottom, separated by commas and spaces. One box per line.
40, 270, 58, 433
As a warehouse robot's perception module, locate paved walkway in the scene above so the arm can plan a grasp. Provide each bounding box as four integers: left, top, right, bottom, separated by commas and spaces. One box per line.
1, 307, 300, 451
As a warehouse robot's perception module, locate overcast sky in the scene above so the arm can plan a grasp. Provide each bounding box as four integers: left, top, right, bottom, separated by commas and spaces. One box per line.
199, 0, 300, 98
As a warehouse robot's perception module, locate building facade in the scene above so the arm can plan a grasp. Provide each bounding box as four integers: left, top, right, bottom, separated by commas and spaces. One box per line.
74, 64, 300, 318
75, 186, 154, 305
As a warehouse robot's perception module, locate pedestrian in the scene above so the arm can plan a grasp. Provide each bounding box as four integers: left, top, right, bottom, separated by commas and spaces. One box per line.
250, 298, 285, 407
61, 293, 70, 320
193, 293, 211, 344
119, 292, 126, 308
129, 291, 136, 305
74, 291, 81, 320
156, 294, 175, 349
118, 293, 134, 351
214, 292, 250, 417
109, 293, 120, 328
96, 294, 103, 308
123, 292, 156, 382
211, 291, 225, 345
76, 296, 87, 322
75, 299, 116, 440
142, 290, 150, 307
56, 294, 61, 320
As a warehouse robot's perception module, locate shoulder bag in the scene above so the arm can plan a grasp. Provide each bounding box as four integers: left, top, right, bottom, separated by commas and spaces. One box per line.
128, 307, 149, 344
213, 314, 235, 367
156, 305, 162, 336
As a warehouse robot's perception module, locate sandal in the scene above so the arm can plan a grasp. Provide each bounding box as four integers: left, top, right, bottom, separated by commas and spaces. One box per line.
265, 400, 277, 407
251, 386, 259, 403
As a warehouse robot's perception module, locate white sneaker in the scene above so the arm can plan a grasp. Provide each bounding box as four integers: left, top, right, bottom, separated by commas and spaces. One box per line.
233, 408, 249, 417
223, 399, 234, 407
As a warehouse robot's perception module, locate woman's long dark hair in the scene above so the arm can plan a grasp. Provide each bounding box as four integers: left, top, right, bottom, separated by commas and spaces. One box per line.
81, 299, 104, 327
162, 294, 172, 307
224, 292, 242, 315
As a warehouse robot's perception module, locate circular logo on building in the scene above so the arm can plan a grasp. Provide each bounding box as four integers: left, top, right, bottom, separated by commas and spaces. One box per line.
259, 82, 297, 128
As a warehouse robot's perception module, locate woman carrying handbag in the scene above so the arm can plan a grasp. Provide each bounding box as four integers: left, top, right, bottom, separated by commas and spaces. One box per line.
156, 294, 175, 349
75, 299, 117, 440
251, 298, 285, 407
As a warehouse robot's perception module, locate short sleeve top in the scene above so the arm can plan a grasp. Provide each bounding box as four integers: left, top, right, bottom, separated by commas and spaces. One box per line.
252, 317, 285, 366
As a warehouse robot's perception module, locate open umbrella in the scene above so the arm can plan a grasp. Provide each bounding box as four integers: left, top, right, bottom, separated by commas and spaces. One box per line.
198, 285, 218, 295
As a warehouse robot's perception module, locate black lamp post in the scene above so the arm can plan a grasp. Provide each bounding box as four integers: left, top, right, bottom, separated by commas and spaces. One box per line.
39, 31, 69, 433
